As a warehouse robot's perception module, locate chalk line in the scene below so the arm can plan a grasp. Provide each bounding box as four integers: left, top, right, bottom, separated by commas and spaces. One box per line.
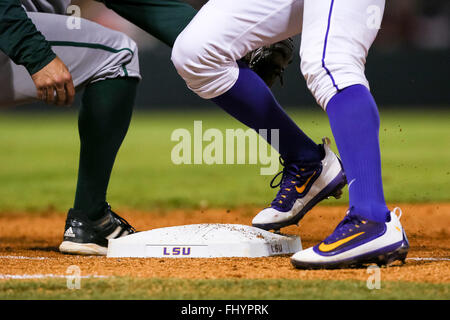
0, 255, 49, 260
0, 274, 110, 280
406, 257, 450, 261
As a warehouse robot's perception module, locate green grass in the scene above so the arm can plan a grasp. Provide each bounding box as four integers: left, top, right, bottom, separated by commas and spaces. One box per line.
1, 110, 448, 301
0, 277, 448, 300
0, 108, 449, 213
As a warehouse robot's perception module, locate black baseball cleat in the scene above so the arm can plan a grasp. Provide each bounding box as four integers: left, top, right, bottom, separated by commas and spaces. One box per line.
59, 204, 136, 255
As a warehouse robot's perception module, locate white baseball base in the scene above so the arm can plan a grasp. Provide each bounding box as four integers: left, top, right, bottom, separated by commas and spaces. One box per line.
107, 224, 301, 258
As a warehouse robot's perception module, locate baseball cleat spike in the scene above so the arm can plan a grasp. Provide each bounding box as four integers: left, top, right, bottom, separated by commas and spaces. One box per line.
332, 188, 344, 199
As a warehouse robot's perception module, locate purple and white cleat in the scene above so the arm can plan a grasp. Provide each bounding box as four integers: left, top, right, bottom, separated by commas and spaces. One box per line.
252, 137, 346, 231
290, 208, 409, 269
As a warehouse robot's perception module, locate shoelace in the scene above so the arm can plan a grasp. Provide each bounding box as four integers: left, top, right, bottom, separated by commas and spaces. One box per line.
269, 158, 317, 208
106, 205, 136, 234
393, 207, 402, 220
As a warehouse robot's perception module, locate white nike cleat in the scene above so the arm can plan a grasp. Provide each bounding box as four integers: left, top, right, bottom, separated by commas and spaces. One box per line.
291, 208, 410, 269
252, 138, 346, 231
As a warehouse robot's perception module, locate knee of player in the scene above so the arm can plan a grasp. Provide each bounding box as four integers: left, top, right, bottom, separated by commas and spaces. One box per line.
171, 33, 218, 81
172, 31, 238, 99
171, 34, 199, 78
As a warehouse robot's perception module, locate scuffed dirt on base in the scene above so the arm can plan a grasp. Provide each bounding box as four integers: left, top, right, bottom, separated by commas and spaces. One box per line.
0, 203, 449, 283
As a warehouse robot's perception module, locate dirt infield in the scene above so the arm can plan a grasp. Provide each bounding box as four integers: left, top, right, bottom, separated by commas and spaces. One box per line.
0, 203, 449, 283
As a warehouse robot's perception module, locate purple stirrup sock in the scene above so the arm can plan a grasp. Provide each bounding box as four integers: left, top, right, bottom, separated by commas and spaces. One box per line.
212, 63, 322, 165
327, 84, 389, 223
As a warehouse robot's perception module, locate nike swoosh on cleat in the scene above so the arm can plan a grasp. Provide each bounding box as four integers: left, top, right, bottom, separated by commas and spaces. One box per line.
318, 232, 365, 252
295, 171, 316, 194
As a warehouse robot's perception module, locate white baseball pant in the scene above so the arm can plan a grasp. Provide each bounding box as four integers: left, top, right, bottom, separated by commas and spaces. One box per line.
171, 0, 384, 109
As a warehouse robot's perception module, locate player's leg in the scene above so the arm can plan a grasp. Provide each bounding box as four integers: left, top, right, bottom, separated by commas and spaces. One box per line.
172, 0, 321, 164
48, 18, 141, 255
100, 0, 197, 47
104, 0, 320, 163
102, 0, 317, 163
0, 12, 140, 255
101, 1, 319, 163
102, 1, 337, 165
63, 76, 138, 255
291, 0, 409, 269
171, 0, 346, 230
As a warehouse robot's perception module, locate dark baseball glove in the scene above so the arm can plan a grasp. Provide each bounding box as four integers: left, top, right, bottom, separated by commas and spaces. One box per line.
242, 37, 295, 88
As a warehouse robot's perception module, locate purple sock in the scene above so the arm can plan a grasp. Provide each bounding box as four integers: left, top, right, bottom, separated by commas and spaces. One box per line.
327, 84, 389, 222
212, 63, 322, 164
